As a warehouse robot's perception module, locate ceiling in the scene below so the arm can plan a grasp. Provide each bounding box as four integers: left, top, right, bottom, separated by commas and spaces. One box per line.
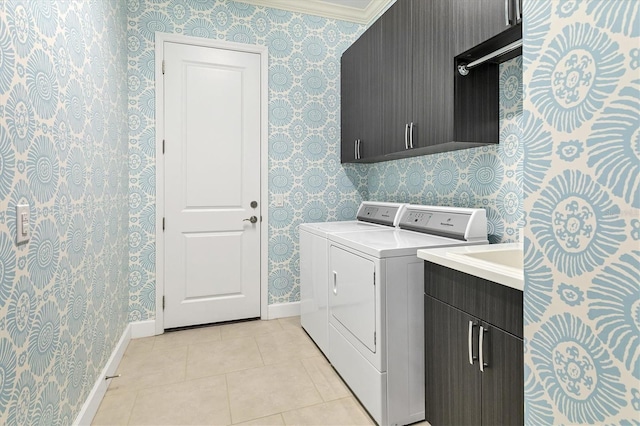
235, 0, 395, 25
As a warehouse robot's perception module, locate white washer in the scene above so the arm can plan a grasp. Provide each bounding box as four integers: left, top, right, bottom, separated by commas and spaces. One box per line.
299, 202, 407, 355
326, 205, 489, 426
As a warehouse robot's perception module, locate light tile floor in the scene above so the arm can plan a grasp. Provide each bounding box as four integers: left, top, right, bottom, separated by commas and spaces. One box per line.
92, 316, 376, 425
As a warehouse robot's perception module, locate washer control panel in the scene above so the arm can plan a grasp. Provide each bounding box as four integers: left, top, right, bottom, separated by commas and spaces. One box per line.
356, 202, 405, 226
403, 211, 433, 228
399, 207, 476, 240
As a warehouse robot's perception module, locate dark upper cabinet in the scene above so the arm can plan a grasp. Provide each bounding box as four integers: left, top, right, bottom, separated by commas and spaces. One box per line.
454, 21, 522, 144
424, 262, 524, 426
453, 0, 520, 55
340, 43, 359, 163
340, 22, 383, 161
379, 0, 413, 154
341, 0, 520, 163
381, 0, 456, 155
412, 0, 454, 151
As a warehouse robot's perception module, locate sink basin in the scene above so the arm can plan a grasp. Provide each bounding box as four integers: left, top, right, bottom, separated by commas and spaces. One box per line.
417, 243, 524, 291
458, 248, 523, 270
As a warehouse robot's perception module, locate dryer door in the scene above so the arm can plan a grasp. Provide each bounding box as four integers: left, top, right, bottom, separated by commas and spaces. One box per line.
329, 245, 376, 353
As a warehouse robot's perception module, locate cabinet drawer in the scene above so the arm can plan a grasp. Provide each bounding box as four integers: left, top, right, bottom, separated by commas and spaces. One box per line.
424, 262, 522, 338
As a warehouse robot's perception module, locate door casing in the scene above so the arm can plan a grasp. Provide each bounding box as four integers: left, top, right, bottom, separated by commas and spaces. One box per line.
154, 32, 269, 334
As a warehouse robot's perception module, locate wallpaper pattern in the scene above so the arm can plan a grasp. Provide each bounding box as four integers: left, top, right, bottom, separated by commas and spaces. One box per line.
522, 0, 639, 423
0, 0, 129, 424
366, 57, 523, 244
127, 0, 367, 320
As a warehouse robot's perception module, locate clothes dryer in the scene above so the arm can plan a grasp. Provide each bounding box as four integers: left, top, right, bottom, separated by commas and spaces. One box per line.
326, 205, 489, 426
299, 202, 406, 355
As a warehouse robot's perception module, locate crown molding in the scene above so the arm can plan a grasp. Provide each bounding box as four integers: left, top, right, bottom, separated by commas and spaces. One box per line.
234, 0, 393, 25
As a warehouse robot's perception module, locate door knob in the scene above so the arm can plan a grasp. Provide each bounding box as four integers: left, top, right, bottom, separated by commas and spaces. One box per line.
244, 216, 258, 224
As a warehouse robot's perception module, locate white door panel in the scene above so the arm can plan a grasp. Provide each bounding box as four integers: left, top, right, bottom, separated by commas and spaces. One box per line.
329, 245, 376, 352
184, 64, 242, 208
164, 41, 261, 328
183, 232, 243, 297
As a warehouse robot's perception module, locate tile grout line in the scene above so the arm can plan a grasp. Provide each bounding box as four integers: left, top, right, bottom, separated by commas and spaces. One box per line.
114, 319, 362, 425
222, 372, 234, 425
279, 396, 369, 426
125, 390, 140, 425
254, 335, 268, 367
301, 357, 330, 404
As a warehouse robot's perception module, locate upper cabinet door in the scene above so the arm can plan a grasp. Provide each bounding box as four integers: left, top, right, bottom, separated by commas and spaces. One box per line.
412, 0, 454, 149
341, 43, 359, 163
453, 0, 515, 55
358, 23, 383, 159
340, 24, 383, 162
380, 0, 413, 154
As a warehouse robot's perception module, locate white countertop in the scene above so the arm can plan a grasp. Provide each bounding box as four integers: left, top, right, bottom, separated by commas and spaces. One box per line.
417, 242, 524, 291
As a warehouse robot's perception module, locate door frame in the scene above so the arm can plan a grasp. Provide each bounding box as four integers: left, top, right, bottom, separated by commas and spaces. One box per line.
154, 32, 269, 334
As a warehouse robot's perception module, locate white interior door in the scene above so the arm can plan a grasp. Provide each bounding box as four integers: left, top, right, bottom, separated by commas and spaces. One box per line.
163, 41, 261, 329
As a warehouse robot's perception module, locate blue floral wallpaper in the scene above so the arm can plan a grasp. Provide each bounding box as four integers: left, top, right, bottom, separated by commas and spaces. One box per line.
127, 0, 368, 321
366, 57, 523, 244
0, 0, 129, 424
522, 0, 639, 423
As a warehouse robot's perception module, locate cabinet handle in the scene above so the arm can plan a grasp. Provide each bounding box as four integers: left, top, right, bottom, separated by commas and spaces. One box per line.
354, 140, 358, 159
479, 326, 489, 372
515, 0, 521, 24
333, 271, 338, 295
468, 321, 478, 365
504, 0, 511, 26
404, 124, 409, 149
409, 122, 414, 149
357, 139, 361, 159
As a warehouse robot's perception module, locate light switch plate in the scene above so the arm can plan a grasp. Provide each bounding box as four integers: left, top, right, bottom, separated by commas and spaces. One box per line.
16, 204, 29, 245
274, 194, 284, 207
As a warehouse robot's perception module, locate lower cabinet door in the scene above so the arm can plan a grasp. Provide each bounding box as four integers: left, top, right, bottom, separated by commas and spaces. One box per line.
424, 295, 481, 425
480, 325, 524, 426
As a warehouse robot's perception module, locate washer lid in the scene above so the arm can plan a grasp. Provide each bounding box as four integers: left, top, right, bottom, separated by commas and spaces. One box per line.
299, 220, 384, 238
298, 201, 407, 237
328, 229, 486, 258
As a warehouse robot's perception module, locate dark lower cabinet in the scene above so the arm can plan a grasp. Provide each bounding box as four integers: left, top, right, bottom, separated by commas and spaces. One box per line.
424, 263, 524, 426
481, 325, 524, 426
425, 295, 481, 425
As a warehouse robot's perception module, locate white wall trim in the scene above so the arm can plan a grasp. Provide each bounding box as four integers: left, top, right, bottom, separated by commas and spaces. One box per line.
259, 37, 270, 320
154, 34, 165, 336
154, 33, 270, 332
267, 301, 301, 319
74, 324, 131, 426
130, 320, 157, 339
234, 0, 394, 25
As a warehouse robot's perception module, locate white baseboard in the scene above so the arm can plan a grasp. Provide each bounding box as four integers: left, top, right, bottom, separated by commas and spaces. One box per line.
267, 301, 300, 319
130, 319, 157, 338
74, 324, 132, 426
